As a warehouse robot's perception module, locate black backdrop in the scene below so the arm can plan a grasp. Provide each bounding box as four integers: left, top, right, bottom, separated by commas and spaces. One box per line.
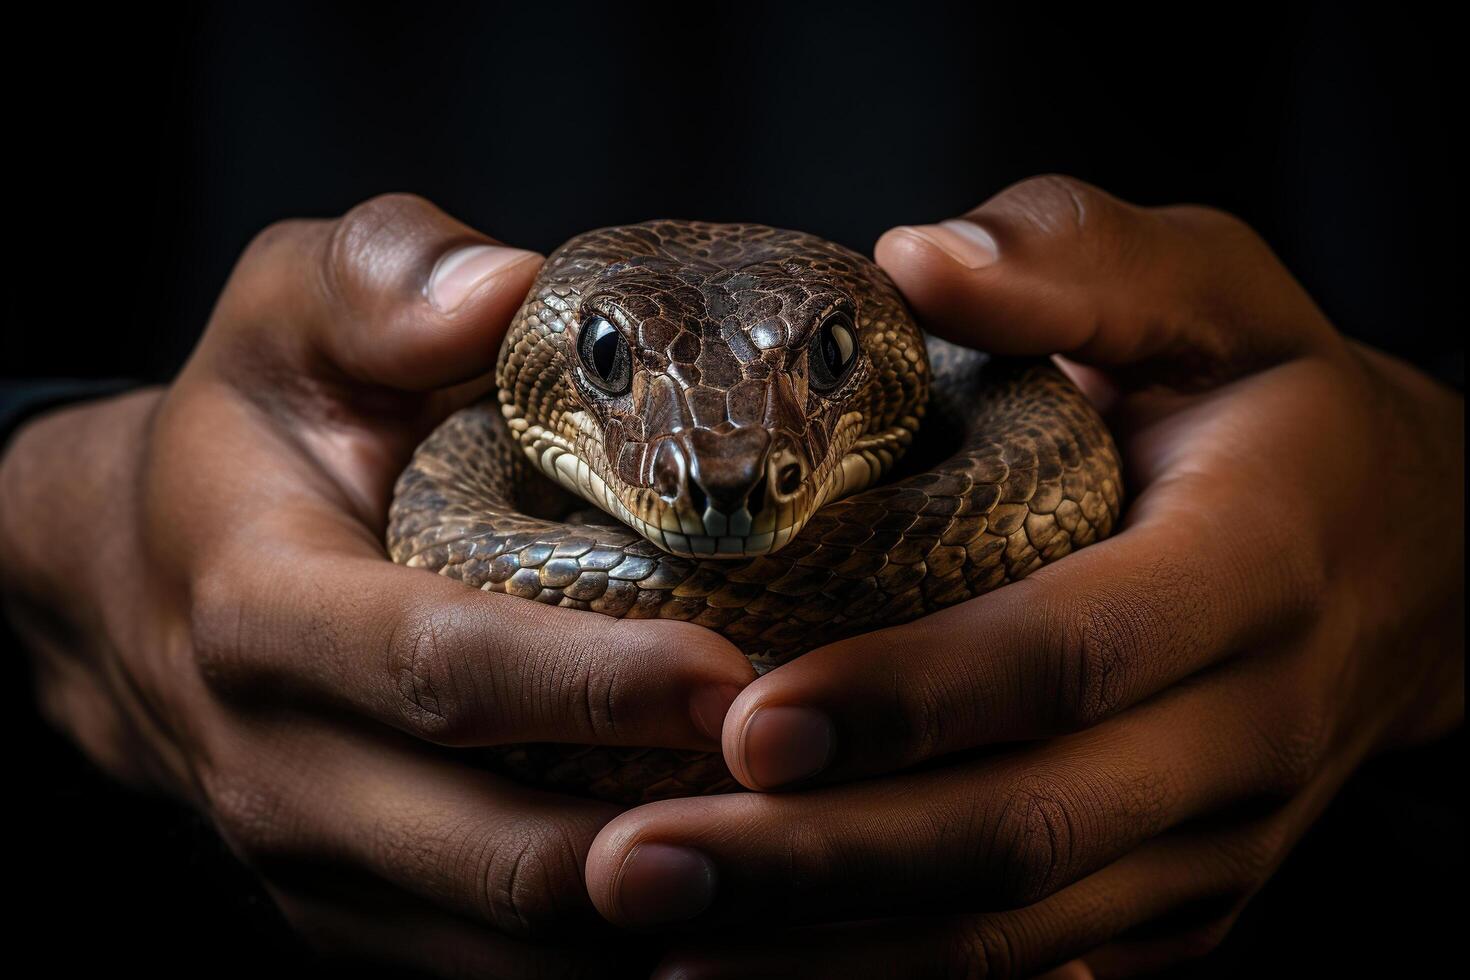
4, 1, 1462, 976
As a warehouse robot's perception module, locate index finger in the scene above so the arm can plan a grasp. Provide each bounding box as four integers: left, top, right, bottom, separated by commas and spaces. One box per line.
185, 471, 755, 752
718, 373, 1325, 789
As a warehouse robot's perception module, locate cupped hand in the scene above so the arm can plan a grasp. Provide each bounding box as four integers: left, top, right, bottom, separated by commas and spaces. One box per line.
0, 194, 754, 976
584, 177, 1465, 977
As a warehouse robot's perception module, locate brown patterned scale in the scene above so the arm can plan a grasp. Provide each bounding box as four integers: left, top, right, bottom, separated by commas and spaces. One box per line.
388, 221, 1122, 803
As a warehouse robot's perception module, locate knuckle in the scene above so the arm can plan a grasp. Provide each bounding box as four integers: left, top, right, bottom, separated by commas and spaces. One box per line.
1261, 702, 1330, 796
366, 808, 584, 936
337, 191, 436, 241
476, 821, 587, 936
884, 623, 987, 764
1210, 825, 1287, 893
204, 772, 294, 861
895, 663, 953, 765
1175, 914, 1240, 961
1157, 205, 1274, 302
237, 217, 318, 273
224, 219, 327, 320
989, 776, 1077, 906
1052, 551, 1214, 731
1163, 202, 1260, 247
993, 174, 1119, 243
325, 192, 437, 300
552, 621, 637, 742
387, 602, 481, 744
1277, 534, 1332, 629
947, 919, 1018, 980
212, 217, 330, 351
557, 630, 610, 738
189, 567, 252, 694
1054, 596, 1145, 729
1152, 204, 1336, 365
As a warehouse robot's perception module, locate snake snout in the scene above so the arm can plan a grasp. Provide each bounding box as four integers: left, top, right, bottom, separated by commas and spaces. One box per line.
687, 426, 771, 517
631, 427, 810, 556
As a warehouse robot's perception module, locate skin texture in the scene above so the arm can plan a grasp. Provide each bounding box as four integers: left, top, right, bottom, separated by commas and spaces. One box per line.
0, 195, 755, 976
585, 178, 1466, 977
387, 221, 1122, 802
1, 179, 1463, 977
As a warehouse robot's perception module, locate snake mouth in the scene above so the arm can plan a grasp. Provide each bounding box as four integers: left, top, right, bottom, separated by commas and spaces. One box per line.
528, 438, 809, 557
617, 510, 805, 559
505, 401, 920, 560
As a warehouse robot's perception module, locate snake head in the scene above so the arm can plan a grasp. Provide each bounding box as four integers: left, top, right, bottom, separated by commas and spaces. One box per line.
497, 221, 928, 559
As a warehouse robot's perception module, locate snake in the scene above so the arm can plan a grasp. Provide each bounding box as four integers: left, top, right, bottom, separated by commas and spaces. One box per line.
387, 220, 1123, 804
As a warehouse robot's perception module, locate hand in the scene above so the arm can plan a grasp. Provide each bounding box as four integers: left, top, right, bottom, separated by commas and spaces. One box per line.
0, 195, 754, 975
582, 177, 1465, 977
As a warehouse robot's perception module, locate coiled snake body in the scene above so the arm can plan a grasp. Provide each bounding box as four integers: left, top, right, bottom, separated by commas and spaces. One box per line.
388, 221, 1122, 803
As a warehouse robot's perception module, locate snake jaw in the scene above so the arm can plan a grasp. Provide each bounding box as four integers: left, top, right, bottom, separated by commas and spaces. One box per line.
506, 402, 919, 559
511, 405, 805, 558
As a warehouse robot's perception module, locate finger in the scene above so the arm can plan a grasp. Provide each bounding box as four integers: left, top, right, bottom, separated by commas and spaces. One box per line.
192, 505, 756, 750
210, 712, 627, 940
874, 175, 1337, 385
1080, 915, 1242, 980
269, 881, 628, 979
164, 195, 545, 526
588, 654, 1319, 928
1032, 962, 1095, 980
720, 457, 1320, 788
651, 828, 1247, 979
203, 192, 543, 392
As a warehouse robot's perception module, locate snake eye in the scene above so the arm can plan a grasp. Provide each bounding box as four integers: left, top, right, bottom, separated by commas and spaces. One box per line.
577, 315, 632, 395
807, 312, 859, 392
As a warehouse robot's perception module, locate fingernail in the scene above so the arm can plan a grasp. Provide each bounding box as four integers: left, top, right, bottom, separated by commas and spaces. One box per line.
614, 842, 717, 926
741, 705, 834, 789
898, 219, 1000, 269
427, 243, 538, 313
689, 683, 743, 743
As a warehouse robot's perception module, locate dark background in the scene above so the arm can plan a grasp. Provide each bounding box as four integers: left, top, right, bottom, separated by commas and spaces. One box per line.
4, 1, 1462, 976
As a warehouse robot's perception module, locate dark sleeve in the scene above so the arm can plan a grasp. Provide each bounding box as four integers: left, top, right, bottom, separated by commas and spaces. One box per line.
0, 379, 138, 453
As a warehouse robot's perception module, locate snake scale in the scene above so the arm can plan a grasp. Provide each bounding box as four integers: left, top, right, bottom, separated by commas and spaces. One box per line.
388, 221, 1122, 803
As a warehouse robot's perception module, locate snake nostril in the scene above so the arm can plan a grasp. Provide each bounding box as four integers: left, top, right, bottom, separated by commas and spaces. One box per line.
652, 438, 686, 500
688, 479, 708, 517
777, 463, 803, 496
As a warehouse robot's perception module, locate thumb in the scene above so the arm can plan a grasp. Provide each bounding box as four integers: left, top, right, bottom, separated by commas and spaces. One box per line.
181, 194, 544, 523
874, 175, 1336, 388
204, 192, 544, 393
